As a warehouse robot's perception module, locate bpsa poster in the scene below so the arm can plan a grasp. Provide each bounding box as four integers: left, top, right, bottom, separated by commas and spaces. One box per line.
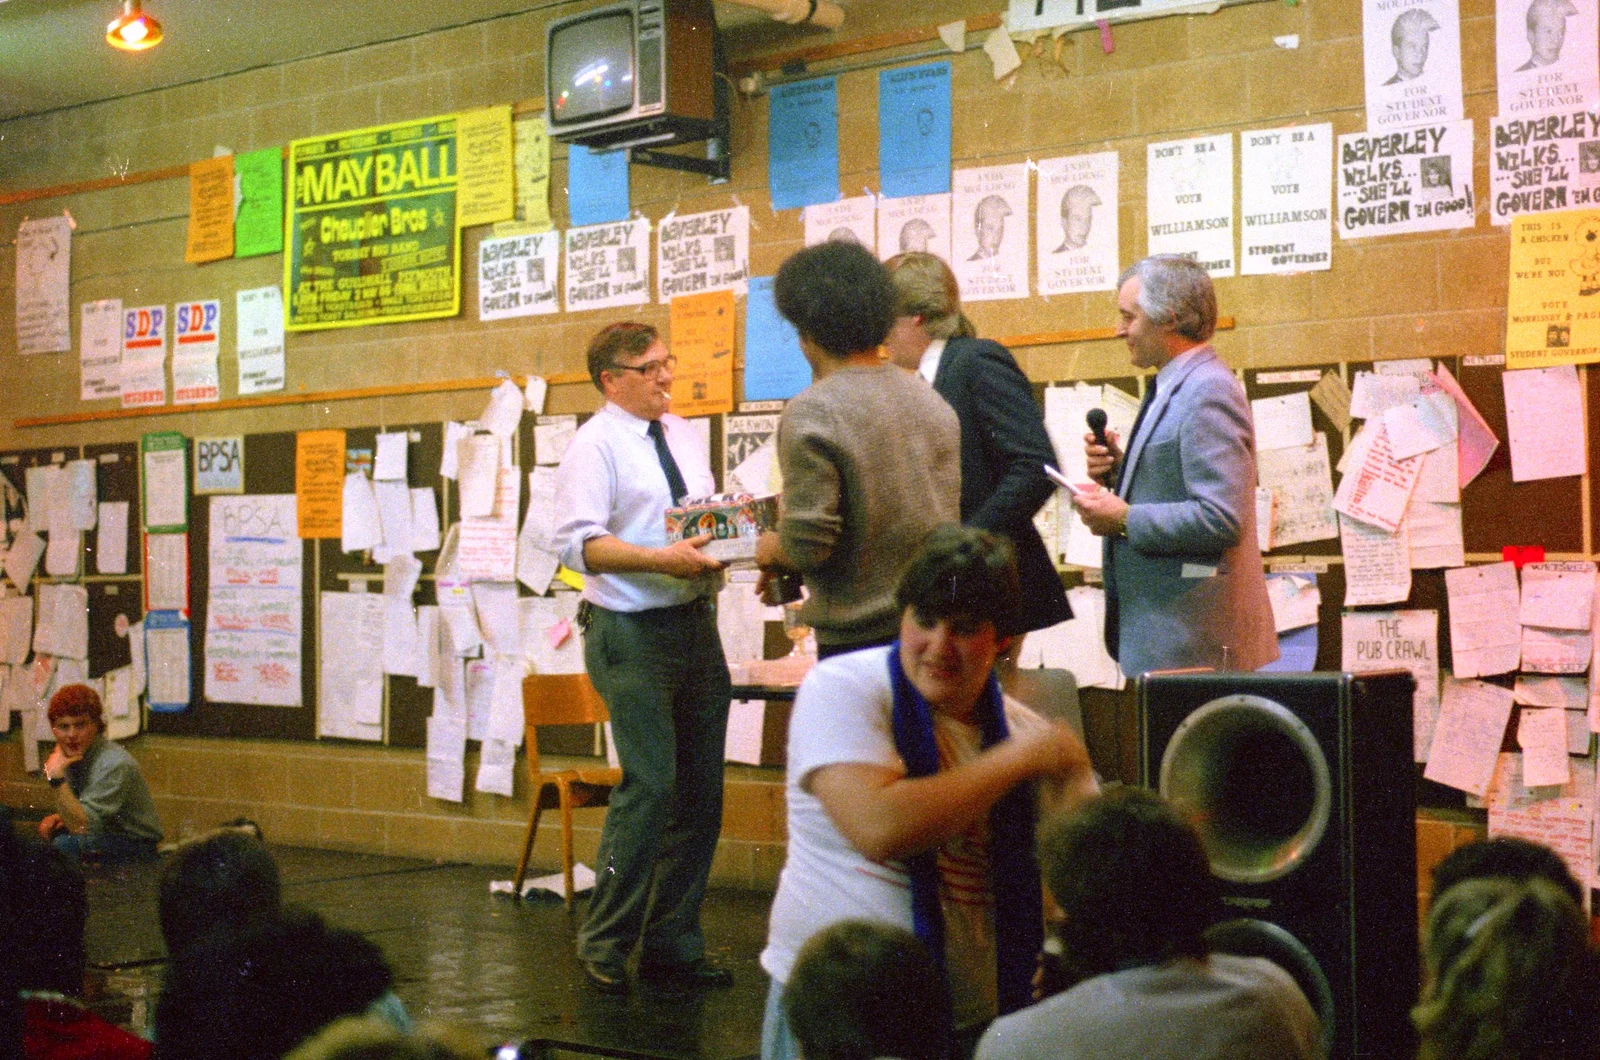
1240, 124, 1334, 275
1147, 134, 1235, 277
285, 115, 460, 331
951, 164, 1030, 301
1036, 152, 1119, 295
1337, 121, 1476, 238
1489, 111, 1600, 224
1363, 0, 1464, 131
1496, 0, 1599, 117
1505, 208, 1600, 368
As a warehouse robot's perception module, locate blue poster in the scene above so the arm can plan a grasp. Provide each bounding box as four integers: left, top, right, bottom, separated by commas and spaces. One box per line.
769, 77, 839, 211
567, 145, 631, 227
878, 62, 951, 198
743, 276, 811, 401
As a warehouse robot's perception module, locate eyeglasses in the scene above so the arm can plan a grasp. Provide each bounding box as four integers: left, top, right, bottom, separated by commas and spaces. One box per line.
609, 355, 677, 379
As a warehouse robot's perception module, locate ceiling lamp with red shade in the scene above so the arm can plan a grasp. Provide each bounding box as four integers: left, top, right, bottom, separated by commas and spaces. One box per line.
106, 0, 164, 52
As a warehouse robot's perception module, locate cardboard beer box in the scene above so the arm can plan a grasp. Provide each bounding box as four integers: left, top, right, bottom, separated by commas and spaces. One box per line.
665, 493, 778, 563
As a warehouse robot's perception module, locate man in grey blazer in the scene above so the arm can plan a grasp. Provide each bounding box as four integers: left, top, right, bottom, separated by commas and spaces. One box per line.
1071, 256, 1277, 676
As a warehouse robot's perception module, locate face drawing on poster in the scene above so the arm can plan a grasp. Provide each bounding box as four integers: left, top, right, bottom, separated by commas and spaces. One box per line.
900, 219, 936, 253
1518, 0, 1574, 69
1055, 186, 1100, 252
970, 195, 1011, 261
1577, 215, 1600, 295
1385, 9, 1439, 83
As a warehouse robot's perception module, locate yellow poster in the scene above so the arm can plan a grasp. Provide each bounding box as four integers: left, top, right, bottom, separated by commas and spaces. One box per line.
185, 154, 235, 263
669, 290, 736, 418
511, 115, 552, 232
456, 105, 515, 228
1507, 209, 1600, 369
295, 429, 346, 539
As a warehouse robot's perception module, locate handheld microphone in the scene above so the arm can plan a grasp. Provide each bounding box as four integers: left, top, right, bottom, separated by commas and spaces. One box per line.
1086, 408, 1109, 447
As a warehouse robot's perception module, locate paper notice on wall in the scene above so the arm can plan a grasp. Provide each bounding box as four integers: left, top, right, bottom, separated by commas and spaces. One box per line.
1340, 513, 1412, 606
519, 594, 584, 675
1522, 626, 1593, 673
656, 206, 750, 303
1406, 499, 1465, 569
508, 115, 551, 231
341, 474, 382, 553
1485, 753, 1594, 892
804, 196, 877, 252
5, 531, 43, 589
478, 231, 561, 320
80, 299, 124, 400
171, 299, 221, 404
564, 219, 650, 311
1489, 113, 1600, 224
1035, 152, 1120, 295
1336, 121, 1476, 238
1518, 674, 1588, 709
318, 591, 384, 741
1251, 392, 1316, 452
33, 583, 87, 660
1362, 0, 1463, 130
718, 571, 768, 666
185, 154, 235, 263
1333, 423, 1422, 532
295, 429, 345, 540
1240, 123, 1334, 275
456, 104, 515, 227
236, 286, 286, 395
1425, 676, 1515, 796
144, 611, 191, 711
64, 460, 96, 531
205, 495, 302, 707
1342, 609, 1441, 761
15, 216, 71, 355
532, 416, 576, 466
951, 163, 1030, 300
475, 735, 517, 797
1519, 707, 1573, 786
0, 597, 31, 665
144, 533, 189, 614
877, 193, 952, 264
121, 305, 168, 409
1503, 365, 1586, 480
425, 712, 466, 803
457, 520, 517, 583
1496, 0, 1599, 117
382, 596, 420, 677
1266, 573, 1321, 632
1446, 562, 1524, 677
1146, 133, 1235, 277
1521, 562, 1597, 629
372, 480, 415, 563
668, 290, 736, 418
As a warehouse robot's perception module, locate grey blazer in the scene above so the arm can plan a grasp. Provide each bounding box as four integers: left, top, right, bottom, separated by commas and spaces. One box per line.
1102, 346, 1278, 676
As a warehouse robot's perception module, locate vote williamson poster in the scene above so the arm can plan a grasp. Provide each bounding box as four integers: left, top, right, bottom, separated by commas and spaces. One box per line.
285, 115, 460, 331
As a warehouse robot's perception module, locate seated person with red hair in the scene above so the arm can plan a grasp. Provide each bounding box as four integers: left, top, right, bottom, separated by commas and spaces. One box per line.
38, 684, 162, 863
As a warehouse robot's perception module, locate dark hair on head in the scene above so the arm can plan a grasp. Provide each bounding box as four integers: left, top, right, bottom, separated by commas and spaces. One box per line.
784, 920, 951, 1060
154, 906, 395, 1060
585, 321, 659, 391
895, 524, 1019, 633
773, 241, 897, 357
160, 830, 283, 958
8, 839, 87, 996
1040, 788, 1218, 978
47, 684, 103, 728
1429, 836, 1585, 909
1414, 876, 1600, 1060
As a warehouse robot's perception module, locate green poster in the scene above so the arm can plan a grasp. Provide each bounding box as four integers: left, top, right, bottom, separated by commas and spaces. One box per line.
284, 115, 460, 331
234, 147, 285, 258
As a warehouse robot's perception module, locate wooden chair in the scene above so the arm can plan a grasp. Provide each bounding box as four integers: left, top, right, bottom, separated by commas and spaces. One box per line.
512, 673, 623, 907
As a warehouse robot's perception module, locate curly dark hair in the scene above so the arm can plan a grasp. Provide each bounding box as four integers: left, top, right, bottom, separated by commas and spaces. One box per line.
773, 241, 897, 358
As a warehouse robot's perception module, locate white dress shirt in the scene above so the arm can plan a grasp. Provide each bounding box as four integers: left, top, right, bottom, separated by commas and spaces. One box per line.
552, 402, 720, 612
917, 337, 948, 385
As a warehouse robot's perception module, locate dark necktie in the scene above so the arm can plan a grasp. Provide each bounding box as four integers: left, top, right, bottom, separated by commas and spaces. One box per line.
1115, 376, 1158, 494
647, 419, 688, 505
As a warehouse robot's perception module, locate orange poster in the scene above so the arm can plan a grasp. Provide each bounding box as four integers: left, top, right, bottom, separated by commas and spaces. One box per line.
185, 154, 235, 263
668, 289, 735, 418
295, 429, 345, 539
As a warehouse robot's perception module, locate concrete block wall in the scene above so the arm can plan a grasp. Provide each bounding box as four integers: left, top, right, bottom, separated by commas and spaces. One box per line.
0, 0, 1513, 875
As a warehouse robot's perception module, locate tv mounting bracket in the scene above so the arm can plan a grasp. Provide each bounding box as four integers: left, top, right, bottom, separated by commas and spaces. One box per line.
628, 127, 730, 183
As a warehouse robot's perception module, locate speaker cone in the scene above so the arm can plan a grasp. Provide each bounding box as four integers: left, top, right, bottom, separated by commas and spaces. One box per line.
1205, 918, 1337, 1056
1158, 693, 1332, 884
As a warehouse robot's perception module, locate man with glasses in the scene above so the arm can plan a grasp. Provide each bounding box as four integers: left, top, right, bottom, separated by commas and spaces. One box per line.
553, 321, 733, 995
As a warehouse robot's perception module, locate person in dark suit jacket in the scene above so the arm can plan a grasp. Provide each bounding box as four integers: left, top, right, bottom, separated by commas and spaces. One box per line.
884, 253, 1072, 663
1073, 255, 1276, 676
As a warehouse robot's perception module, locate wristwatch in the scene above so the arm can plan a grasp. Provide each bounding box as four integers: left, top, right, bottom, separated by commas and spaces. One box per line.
47, 775, 66, 788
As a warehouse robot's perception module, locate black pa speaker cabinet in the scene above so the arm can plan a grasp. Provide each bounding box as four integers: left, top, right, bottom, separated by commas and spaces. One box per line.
1137, 670, 1417, 1060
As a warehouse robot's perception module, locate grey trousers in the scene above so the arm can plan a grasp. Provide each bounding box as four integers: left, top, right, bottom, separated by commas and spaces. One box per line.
575, 598, 732, 971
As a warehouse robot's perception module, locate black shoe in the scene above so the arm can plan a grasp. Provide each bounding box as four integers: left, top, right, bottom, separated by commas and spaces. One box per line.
582, 961, 629, 995
638, 958, 733, 990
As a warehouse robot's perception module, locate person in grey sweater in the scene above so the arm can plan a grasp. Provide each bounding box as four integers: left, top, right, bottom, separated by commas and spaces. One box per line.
39, 683, 162, 862
755, 241, 960, 657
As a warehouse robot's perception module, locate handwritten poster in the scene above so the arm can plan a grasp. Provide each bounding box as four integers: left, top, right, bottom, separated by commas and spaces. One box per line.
1505, 208, 1600, 367
1240, 124, 1334, 275
318, 591, 384, 741
455, 105, 514, 227
877, 193, 951, 263
668, 290, 735, 418
478, 231, 560, 320
1146, 134, 1235, 277
79, 299, 123, 401
172, 299, 221, 404
1496, 0, 1599, 117
564, 219, 650, 312
1337, 121, 1476, 238
1363, 0, 1464, 131
1490, 112, 1600, 224
1036, 152, 1119, 295
1342, 609, 1441, 761
233, 146, 284, 258
204, 495, 302, 707
16, 216, 71, 355
656, 206, 750, 303
185, 154, 235, 263
295, 429, 346, 539
286, 114, 459, 330
511, 116, 551, 230
951, 163, 1030, 300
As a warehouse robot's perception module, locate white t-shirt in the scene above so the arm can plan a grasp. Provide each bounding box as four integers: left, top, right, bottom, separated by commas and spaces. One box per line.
760, 645, 1040, 1029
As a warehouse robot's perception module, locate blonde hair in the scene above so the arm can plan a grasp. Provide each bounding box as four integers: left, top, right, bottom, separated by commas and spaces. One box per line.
884, 252, 976, 341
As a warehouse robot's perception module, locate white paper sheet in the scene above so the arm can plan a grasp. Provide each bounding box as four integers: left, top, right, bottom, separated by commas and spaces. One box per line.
519, 594, 584, 675
145, 618, 191, 709
804, 195, 878, 252
416, 606, 441, 688
1425, 676, 1515, 796
374, 433, 408, 481
341, 473, 383, 553
31, 583, 86, 661
79, 299, 124, 400
410, 488, 441, 552
1146, 133, 1235, 277
318, 591, 384, 741
1522, 627, 1593, 674
236, 286, 287, 396
104, 666, 137, 741
486, 653, 527, 746
426, 712, 467, 802
5, 531, 43, 590
478, 231, 561, 320
1363, 0, 1464, 130
564, 219, 652, 312
466, 659, 494, 741
0, 597, 32, 665
1503, 365, 1586, 482
144, 533, 188, 612
457, 434, 501, 518
1336, 122, 1477, 238
94, 501, 129, 575
475, 736, 518, 796
1517, 674, 1588, 709
951, 163, 1030, 300
656, 206, 750, 303
1521, 562, 1597, 630
480, 379, 525, 439
15, 216, 71, 355
718, 571, 768, 665
1333, 422, 1422, 532
1383, 392, 1455, 461
204, 495, 303, 707
1035, 152, 1120, 294
1266, 573, 1321, 632
44, 529, 80, 578
1446, 562, 1524, 678
128, 619, 145, 697
382, 596, 420, 677
1496, 0, 1599, 117
534, 416, 577, 466
1252, 392, 1316, 453
1406, 499, 1464, 570
141, 446, 186, 529
440, 422, 467, 480
1485, 754, 1594, 895
1343, 609, 1441, 761
373, 480, 415, 562
1239, 123, 1334, 275
1519, 707, 1572, 786
725, 700, 767, 765
1340, 513, 1412, 606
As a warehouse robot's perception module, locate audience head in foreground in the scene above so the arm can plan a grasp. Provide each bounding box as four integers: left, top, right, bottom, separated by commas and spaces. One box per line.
1428, 835, 1585, 909
283, 1016, 480, 1060
158, 829, 282, 959
1413, 875, 1600, 1060
974, 788, 1320, 1060
783, 921, 950, 1060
